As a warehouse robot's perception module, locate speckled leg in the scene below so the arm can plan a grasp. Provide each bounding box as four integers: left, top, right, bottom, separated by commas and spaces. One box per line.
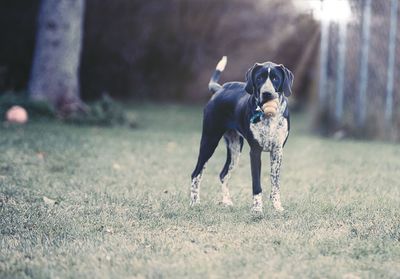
270, 147, 284, 212
219, 131, 243, 206
190, 134, 222, 206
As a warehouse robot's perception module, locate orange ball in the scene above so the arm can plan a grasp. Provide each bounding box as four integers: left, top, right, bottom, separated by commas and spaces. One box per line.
6, 106, 28, 124
262, 99, 279, 118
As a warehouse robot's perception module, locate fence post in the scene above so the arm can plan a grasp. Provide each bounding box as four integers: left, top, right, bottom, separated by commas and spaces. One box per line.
335, 21, 348, 123
319, 18, 329, 109
385, 0, 398, 123
358, 0, 372, 128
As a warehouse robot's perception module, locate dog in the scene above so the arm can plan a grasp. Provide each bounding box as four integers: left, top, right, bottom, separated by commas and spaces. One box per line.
190, 56, 293, 213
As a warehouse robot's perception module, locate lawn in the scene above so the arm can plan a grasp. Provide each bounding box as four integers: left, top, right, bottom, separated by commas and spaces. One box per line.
1, 104, 399, 278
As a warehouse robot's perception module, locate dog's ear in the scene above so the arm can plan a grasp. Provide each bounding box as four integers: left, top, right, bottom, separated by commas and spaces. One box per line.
278, 64, 294, 97
245, 63, 262, 95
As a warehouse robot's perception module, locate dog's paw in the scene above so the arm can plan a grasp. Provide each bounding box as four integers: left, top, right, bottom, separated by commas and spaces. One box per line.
270, 195, 284, 212
219, 193, 233, 206
273, 203, 285, 212
251, 205, 263, 214
189, 200, 200, 207
251, 193, 263, 213
189, 195, 200, 207
219, 196, 233, 206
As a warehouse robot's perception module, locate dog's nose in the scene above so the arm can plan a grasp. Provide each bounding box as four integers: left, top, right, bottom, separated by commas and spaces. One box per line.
262, 92, 274, 100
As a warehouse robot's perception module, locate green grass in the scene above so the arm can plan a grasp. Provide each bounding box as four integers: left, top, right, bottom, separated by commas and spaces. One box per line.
1, 103, 399, 278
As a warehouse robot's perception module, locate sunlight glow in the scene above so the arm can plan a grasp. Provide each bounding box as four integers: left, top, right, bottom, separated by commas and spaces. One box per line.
308, 0, 352, 23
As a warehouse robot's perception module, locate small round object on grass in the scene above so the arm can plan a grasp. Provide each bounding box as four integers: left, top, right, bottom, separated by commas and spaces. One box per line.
6, 105, 28, 124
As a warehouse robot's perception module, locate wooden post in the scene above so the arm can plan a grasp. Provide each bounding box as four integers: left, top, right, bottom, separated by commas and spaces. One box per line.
385, 0, 398, 123
335, 21, 348, 123
319, 18, 329, 109
357, 0, 372, 128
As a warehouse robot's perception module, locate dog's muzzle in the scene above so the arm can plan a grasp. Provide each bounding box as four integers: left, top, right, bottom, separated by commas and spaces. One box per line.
260, 91, 279, 105
256, 91, 279, 109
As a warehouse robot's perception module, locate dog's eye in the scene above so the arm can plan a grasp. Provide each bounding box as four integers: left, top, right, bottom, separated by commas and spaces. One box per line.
256, 76, 263, 82
272, 76, 279, 82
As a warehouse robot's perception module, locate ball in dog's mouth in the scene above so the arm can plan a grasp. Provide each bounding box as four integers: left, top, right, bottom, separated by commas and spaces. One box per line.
261, 99, 279, 118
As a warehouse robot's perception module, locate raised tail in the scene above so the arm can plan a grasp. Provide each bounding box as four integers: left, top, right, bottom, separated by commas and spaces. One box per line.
208, 56, 227, 93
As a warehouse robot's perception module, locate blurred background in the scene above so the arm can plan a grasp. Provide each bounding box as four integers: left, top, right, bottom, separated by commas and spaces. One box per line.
0, 0, 399, 140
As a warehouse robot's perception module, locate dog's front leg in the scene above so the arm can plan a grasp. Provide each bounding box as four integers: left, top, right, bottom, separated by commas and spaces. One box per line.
250, 147, 263, 213
270, 147, 284, 212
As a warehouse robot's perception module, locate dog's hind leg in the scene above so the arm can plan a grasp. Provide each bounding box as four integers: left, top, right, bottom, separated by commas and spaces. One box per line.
219, 131, 243, 206
190, 134, 222, 206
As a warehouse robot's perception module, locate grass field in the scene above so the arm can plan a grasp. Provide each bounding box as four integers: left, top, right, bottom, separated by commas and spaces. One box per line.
1, 104, 400, 278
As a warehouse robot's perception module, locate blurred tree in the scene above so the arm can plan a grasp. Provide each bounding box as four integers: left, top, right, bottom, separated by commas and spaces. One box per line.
0, 1, 39, 91
28, 0, 86, 115
1, 0, 317, 103
81, 0, 317, 101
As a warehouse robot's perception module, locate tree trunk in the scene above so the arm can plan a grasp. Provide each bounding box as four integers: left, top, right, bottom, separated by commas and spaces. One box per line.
28, 0, 86, 115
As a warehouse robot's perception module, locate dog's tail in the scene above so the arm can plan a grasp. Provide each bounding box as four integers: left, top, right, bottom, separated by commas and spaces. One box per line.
208, 56, 227, 94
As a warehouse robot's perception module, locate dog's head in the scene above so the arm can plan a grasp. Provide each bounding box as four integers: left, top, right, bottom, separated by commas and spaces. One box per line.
245, 62, 293, 105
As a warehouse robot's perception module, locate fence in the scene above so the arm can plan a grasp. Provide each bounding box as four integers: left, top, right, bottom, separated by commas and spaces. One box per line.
317, 0, 400, 140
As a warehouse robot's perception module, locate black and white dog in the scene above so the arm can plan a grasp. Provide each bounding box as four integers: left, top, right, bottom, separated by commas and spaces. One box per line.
190, 57, 293, 213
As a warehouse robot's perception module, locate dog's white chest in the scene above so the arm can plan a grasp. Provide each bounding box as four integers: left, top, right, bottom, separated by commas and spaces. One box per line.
250, 116, 288, 151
